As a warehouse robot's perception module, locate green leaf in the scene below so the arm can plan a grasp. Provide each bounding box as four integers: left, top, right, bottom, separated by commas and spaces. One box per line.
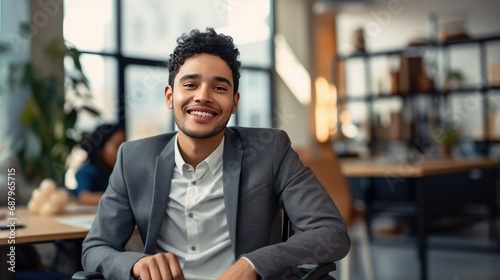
19, 22, 32, 38
20, 98, 38, 126
45, 40, 65, 59
0, 42, 10, 53
65, 108, 78, 130
81, 105, 100, 117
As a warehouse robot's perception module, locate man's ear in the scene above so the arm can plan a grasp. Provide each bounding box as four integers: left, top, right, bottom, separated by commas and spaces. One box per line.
231, 92, 240, 114
165, 85, 173, 109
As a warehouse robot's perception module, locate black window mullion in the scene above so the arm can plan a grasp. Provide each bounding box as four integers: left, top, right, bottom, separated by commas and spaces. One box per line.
116, 0, 126, 129
270, 0, 277, 128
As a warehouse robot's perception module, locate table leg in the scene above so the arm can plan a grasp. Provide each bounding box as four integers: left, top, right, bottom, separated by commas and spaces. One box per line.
489, 169, 500, 250
415, 178, 428, 280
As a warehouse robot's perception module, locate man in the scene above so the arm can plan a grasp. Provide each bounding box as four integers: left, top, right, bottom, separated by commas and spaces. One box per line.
82, 28, 350, 280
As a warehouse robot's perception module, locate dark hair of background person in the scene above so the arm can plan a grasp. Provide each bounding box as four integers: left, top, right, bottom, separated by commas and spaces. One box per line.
166, 27, 241, 94
80, 123, 124, 172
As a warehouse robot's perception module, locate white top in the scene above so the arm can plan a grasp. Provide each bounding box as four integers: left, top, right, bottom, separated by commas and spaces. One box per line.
156, 135, 235, 279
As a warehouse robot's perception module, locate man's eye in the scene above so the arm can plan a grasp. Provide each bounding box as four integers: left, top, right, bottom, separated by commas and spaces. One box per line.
184, 83, 197, 88
214, 86, 227, 91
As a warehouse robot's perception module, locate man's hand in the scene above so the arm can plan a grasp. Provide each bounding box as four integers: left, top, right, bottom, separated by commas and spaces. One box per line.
132, 253, 185, 280
217, 258, 258, 280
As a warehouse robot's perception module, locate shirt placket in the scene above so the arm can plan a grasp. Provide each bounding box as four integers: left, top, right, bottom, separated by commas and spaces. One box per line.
184, 163, 208, 257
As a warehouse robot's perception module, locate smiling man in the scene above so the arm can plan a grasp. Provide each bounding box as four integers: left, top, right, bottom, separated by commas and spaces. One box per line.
81, 28, 350, 280
166, 52, 239, 167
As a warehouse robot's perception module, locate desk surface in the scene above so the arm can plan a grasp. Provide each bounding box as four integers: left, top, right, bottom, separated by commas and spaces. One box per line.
341, 158, 500, 177
0, 205, 96, 245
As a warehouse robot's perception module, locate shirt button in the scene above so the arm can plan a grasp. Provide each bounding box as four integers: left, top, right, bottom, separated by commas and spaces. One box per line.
191, 246, 196, 251
188, 213, 193, 218
191, 181, 196, 185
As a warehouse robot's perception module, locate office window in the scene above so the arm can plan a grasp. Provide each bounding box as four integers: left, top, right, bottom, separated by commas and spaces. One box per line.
125, 65, 171, 140
122, 0, 216, 59
65, 54, 119, 131
122, 0, 272, 68
238, 70, 272, 127
64, 0, 116, 53
64, 0, 274, 140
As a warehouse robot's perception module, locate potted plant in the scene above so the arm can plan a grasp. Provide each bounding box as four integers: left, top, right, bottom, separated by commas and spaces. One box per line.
444, 68, 464, 90
433, 125, 461, 158
3, 36, 99, 186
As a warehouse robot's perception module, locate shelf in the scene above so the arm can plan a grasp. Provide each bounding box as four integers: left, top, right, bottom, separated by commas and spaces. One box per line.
444, 85, 500, 93
337, 33, 500, 157
339, 93, 408, 103
338, 45, 437, 60
337, 33, 500, 60
441, 34, 500, 46
338, 139, 500, 145
474, 140, 500, 145
338, 85, 500, 103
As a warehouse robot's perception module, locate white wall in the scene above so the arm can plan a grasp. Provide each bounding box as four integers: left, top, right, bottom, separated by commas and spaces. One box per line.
275, 0, 314, 148
336, 0, 500, 53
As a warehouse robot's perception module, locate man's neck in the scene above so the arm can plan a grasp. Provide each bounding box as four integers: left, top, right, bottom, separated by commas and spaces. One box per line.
177, 131, 225, 168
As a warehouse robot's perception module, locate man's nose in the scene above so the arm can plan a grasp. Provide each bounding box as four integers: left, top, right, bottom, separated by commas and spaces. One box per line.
193, 85, 213, 103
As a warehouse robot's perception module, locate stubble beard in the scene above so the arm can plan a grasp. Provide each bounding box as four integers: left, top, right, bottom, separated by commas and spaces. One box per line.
174, 112, 230, 139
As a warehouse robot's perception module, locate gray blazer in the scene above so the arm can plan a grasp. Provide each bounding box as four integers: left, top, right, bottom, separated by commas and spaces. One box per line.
82, 127, 350, 279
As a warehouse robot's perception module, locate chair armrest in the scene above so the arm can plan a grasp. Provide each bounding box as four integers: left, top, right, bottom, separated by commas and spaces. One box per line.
281, 262, 337, 280
71, 271, 105, 280
300, 262, 336, 280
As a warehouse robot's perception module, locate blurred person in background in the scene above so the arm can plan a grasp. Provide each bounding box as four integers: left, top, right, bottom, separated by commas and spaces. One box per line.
74, 123, 126, 205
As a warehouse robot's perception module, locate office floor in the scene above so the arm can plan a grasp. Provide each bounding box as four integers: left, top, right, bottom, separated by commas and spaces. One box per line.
331, 218, 500, 280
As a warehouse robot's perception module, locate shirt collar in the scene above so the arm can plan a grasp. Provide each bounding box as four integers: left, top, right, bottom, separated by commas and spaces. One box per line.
174, 134, 224, 175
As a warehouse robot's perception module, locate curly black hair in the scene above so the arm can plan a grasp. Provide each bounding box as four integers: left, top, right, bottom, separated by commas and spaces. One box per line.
167, 27, 241, 94
80, 123, 123, 167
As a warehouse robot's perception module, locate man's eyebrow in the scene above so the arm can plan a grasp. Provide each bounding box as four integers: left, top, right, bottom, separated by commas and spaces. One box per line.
213, 76, 232, 86
178, 74, 201, 82
178, 74, 231, 87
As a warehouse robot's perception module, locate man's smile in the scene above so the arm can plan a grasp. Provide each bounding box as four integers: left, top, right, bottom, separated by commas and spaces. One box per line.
186, 106, 219, 120
190, 110, 214, 118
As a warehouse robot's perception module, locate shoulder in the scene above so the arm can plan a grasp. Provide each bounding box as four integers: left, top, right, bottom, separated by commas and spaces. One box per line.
116, 132, 176, 168
123, 132, 176, 148
76, 163, 100, 177
121, 132, 176, 154
227, 127, 290, 145
226, 127, 293, 160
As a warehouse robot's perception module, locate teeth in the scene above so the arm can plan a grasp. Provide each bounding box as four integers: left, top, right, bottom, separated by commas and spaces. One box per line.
190, 111, 214, 118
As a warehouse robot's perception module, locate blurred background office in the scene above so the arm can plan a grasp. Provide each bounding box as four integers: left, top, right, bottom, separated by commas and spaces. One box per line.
1, 0, 500, 279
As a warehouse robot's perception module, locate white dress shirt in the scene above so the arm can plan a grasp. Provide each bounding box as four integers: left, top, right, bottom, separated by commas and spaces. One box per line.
156, 135, 235, 279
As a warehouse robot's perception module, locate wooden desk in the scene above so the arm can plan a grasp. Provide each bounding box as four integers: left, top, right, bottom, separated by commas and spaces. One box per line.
341, 158, 500, 280
0, 205, 96, 280
341, 158, 500, 178
0, 205, 96, 245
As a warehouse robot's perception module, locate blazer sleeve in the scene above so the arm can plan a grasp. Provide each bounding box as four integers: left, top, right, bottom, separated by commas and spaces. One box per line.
81, 144, 147, 280
241, 130, 351, 278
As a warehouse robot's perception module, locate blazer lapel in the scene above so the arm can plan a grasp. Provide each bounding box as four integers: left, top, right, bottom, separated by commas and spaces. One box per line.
144, 137, 176, 254
222, 128, 243, 257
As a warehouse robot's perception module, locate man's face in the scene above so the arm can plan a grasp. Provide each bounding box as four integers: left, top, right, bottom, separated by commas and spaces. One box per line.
165, 53, 239, 140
